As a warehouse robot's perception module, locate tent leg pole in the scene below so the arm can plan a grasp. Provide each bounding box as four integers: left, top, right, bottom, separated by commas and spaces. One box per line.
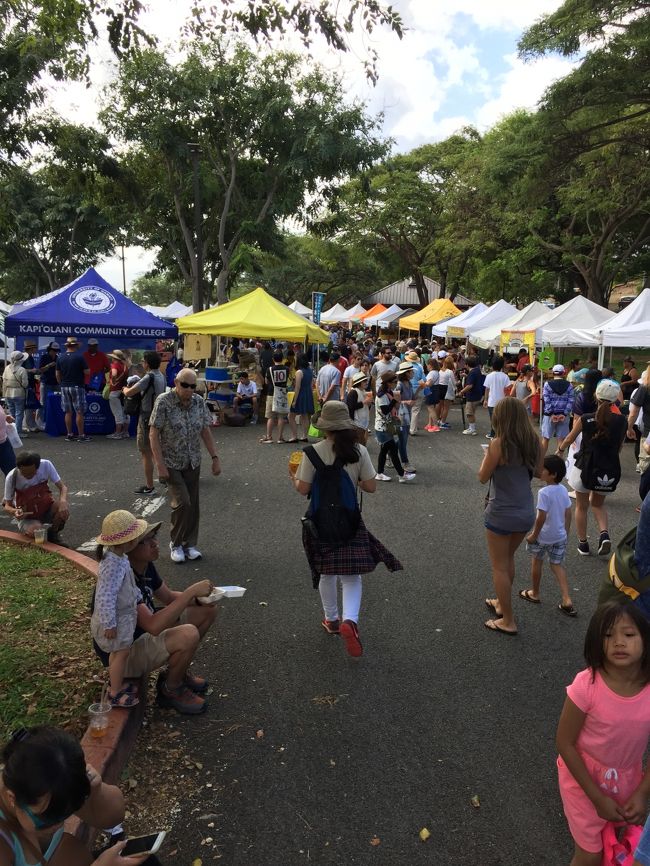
609, 346, 613, 367
598, 342, 605, 370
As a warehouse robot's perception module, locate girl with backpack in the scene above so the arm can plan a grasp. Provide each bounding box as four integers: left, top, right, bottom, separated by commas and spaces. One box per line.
373, 372, 416, 483
293, 401, 403, 657
556, 602, 650, 866
559, 380, 627, 558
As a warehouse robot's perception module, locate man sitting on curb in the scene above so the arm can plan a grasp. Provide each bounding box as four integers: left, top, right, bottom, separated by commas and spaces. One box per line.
3, 450, 69, 543
91, 521, 217, 715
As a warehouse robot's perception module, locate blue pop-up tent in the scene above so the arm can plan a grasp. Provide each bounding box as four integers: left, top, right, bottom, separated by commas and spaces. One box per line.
5, 268, 177, 349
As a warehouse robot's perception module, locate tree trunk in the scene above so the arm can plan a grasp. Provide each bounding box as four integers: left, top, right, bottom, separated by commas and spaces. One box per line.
216, 268, 229, 306
411, 270, 429, 307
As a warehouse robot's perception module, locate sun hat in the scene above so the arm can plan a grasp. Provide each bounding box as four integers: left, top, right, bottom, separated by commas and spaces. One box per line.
552, 364, 565, 374
88, 337, 99, 346
23, 339, 37, 350
109, 349, 127, 362
405, 351, 420, 362
9, 351, 28, 365
352, 371, 369, 387
316, 400, 357, 431
96, 510, 159, 546
624, 355, 634, 363
65, 336, 79, 346
398, 361, 414, 374
595, 380, 621, 403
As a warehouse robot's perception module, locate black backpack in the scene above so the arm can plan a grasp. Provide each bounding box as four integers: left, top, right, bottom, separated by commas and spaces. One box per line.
576, 414, 623, 493
123, 374, 153, 417
302, 445, 361, 546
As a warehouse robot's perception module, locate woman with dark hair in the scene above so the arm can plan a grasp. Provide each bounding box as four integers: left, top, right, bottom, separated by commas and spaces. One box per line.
480, 397, 543, 635
573, 369, 602, 418
0, 726, 142, 865
559, 380, 627, 558
395, 362, 416, 473
374, 372, 415, 483
293, 401, 402, 657
288, 354, 314, 442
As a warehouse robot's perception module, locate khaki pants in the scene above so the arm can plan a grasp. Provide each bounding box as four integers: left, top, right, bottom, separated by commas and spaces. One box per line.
409, 391, 425, 433
167, 464, 201, 548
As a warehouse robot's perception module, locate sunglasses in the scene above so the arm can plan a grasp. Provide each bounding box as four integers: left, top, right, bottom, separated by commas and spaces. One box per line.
179, 381, 197, 389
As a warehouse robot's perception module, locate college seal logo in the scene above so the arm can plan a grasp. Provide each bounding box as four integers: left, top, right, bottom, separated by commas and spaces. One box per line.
70, 287, 116, 315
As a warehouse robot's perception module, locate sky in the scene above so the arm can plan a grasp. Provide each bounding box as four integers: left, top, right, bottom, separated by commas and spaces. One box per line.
47, 0, 573, 291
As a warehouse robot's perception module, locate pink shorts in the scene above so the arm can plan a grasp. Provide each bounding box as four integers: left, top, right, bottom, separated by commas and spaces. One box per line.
558, 754, 642, 853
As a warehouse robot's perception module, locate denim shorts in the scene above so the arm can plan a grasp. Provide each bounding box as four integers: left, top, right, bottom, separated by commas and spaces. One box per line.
484, 522, 512, 536
541, 415, 569, 440
527, 539, 567, 565
634, 816, 650, 866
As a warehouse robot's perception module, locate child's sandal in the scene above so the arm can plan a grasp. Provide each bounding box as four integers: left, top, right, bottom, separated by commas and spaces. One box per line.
109, 687, 140, 708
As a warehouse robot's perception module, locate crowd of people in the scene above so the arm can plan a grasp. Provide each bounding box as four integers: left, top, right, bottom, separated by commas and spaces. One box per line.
2, 327, 650, 865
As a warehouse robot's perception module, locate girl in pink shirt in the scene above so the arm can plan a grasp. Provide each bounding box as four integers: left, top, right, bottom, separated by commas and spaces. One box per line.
556, 602, 650, 865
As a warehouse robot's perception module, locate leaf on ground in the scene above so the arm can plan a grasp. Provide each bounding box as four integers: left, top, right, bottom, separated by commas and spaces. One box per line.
256, 729, 264, 739
419, 828, 431, 842
470, 794, 480, 808
370, 836, 381, 846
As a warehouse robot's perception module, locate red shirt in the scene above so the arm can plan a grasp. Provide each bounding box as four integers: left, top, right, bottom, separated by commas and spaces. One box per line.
336, 357, 349, 376
83, 350, 109, 385
516, 354, 530, 372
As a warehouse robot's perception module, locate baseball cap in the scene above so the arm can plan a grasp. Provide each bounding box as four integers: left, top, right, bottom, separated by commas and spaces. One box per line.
88, 338, 99, 346
437, 350, 448, 359
552, 364, 565, 374
596, 379, 620, 403
48, 341, 60, 351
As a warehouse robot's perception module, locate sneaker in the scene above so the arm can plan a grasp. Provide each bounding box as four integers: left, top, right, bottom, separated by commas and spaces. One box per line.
121, 431, 130, 439
66, 434, 77, 442
485, 433, 495, 440
425, 425, 440, 432
157, 682, 206, 714
183, 670, 209, 693
77, 434, 91, 441
375, 473, 392, 482
399, 472, 416, 483
106, 432, 122, 439
598, 533, 611, 556
134, 485, 155, 495
250, 414, 258, 424
321, 618, 340, 634
439, 422, 451, 429
577, 540, 590, 556
636, 463, 643, 474
403, 465, 417, 474
462, 428, 477, 436
184, 546, 202, 560
170, 543, 186, 563
339, 619, 363, 657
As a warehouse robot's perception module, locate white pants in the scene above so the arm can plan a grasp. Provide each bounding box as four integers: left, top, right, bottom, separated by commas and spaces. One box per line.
109, 390, 126, 424
318, 574, 362, 623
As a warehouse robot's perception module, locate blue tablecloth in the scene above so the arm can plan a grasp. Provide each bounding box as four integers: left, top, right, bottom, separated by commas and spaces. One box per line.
45, 392, 137, 437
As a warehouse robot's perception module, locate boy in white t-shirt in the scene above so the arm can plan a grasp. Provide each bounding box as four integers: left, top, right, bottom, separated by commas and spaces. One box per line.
520, 455, 576, 616
482, 356, 511, 439
233, 371, 258, 422
3, 451, 69, 543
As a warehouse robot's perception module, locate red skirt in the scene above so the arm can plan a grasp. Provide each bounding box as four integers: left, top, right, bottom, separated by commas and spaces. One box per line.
302, 517, 403, 587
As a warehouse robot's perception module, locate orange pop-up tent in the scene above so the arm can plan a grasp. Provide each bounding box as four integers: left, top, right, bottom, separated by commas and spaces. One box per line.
359, 303, 387, 321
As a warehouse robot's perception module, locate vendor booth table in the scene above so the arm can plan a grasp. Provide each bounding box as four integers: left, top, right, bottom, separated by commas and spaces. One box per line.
45, 391, 137, 438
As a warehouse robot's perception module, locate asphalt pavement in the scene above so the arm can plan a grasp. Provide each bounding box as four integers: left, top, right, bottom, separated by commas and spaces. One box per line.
6, 407, 643, 865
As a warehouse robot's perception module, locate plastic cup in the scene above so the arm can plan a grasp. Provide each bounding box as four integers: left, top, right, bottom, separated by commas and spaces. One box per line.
33, 527, 48, 545
288, 451, 303, 476
88, 702, 111, 738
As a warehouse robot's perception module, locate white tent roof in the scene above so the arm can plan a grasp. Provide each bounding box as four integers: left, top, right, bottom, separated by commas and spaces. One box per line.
164, 300, 193, 319
321, 302, 350, 323
530, 295, 615, 346
586, 289, 650, 348
288, 300, 312, 317
470, 301, 550, 349
364, 304, 405, 327
345, 302, 367, 319
431, 302, 488, 337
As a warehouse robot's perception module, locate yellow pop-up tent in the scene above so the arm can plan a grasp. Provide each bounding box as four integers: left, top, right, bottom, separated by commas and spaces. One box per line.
176, 287, 330, 343
399, 298, 461, 331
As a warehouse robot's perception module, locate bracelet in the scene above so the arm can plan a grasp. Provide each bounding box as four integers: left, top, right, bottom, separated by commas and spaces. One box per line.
211, 455, 219, 460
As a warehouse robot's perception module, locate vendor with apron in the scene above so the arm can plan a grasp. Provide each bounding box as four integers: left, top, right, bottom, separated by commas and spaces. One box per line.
3, 451, 69, 544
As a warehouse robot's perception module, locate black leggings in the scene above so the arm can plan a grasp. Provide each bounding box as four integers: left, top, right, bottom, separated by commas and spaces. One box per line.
377, 438, 404, 476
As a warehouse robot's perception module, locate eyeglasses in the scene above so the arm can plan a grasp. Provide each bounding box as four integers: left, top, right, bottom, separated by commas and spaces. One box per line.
179, 382, 197, 389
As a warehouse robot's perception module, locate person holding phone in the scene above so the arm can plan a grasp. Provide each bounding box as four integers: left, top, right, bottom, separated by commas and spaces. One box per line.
0, 725, 148, 865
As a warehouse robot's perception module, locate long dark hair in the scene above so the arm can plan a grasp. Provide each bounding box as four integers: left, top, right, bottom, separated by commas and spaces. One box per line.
2, 726, 90, 821
584, 602, 650, 683
593, 400, 613, 441
296, 353, 310, 370
331, 428, 360, 464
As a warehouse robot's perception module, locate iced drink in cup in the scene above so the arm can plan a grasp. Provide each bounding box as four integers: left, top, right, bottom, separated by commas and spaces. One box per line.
289, 451, 303, 476
88, 702, 111, 738
33, 527, 48, 545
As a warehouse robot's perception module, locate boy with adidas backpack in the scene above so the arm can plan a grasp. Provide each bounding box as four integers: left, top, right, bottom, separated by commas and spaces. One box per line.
293, 401, 402, 657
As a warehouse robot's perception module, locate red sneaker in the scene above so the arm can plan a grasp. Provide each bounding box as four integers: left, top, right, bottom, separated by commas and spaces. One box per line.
340, 620, 363, 657
321, 619, 340, 634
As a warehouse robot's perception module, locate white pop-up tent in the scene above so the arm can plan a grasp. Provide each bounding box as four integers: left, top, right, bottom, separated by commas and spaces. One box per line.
531, 295, 615, 346
345, 302, 367, 319
436, 299, 516, 340
587, 290, 650, 348
364, 303, 405, 327
469, 301, 550, 349
431, 302, 488, 338
321, 302, 350, 323
288, 300, 313, 317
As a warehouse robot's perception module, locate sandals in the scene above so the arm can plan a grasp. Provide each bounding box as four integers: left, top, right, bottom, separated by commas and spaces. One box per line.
259, 437, 273, 444
286, 438, 299, 443
558, 603, 577, 617
109, 685, 139, 708
518, 589, 541, 604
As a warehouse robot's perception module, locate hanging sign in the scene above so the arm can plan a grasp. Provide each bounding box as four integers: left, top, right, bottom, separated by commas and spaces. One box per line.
312, 292, 326, 325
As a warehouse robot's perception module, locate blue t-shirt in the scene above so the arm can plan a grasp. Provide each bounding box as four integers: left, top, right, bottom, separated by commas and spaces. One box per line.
465, 367, 484, 402
56, 351, 87, 387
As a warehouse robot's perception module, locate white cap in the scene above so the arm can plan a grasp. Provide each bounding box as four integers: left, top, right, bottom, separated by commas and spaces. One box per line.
437, 350, 448, 359
552, 364, 565, 374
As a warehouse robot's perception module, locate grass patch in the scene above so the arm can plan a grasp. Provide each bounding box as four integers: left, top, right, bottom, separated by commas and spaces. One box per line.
0, 543, 103, 741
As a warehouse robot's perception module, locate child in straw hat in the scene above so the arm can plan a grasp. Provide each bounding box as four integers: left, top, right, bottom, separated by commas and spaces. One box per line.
90, 510, 153, 707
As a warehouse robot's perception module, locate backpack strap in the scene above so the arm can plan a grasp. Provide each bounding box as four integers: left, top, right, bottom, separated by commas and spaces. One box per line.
304, 444, 327, 473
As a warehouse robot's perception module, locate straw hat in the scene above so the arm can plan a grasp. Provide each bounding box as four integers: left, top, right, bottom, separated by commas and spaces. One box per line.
351, 371, 369, 387
398, 361, 414, 375
109, 349, 127, 362
405, 351, 420, 363
96, 510, 158, 546
316, 400, 356, 431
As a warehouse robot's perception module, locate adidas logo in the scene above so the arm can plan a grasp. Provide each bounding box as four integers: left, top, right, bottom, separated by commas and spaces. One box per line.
597, 474, 614, 487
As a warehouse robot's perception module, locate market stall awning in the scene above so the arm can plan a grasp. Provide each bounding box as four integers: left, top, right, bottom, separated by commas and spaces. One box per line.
398, 299, 461, 331
288, 300, 312, 317
364, 304, 405, 327
430, 302, 488, 337
345, 302, 367, 319
469, 301, 549, 349
320, 302, 351, 323
176, 287, 329, 342
582, 289, 650, 347
526, 295, 615, 346
358, 303, 387, 321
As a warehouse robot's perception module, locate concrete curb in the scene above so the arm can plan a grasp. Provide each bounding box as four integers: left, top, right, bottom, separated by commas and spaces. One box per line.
0, 530, 145, 845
